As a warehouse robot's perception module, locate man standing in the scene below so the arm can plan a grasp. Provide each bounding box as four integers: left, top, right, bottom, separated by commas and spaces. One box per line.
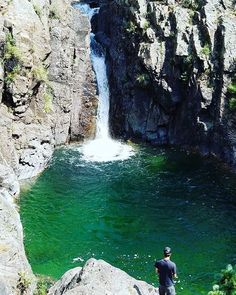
154, 247, 177, 295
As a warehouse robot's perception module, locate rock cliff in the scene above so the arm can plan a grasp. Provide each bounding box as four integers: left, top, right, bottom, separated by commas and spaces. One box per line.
0, 0, 97, 293
95, 0, 236, 169
48, 258, 158, 295
0, 0, 236, 293
0, 165, 35, 295
0, 0, 97, 181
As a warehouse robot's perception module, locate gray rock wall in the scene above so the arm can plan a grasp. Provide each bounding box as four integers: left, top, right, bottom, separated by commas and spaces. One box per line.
96, 0, 236, 169
0, 0, 97, 181
0, 165, 35, 295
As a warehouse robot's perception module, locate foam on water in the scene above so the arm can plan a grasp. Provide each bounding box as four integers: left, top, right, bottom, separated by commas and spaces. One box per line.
80, 138, 135, 162
75, 3, 135, 162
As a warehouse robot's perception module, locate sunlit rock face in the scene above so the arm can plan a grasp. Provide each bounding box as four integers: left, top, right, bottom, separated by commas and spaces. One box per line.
0, 0, 97, 181
0, 164, 35, 295
48, 259, 159, 295
95, 0, 236, 169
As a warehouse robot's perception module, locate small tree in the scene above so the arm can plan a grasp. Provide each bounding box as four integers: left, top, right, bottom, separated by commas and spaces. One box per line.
208, 265, 236, 295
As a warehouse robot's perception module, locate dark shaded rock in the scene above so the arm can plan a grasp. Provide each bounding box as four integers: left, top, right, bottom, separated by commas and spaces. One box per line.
97, 0, 236, 169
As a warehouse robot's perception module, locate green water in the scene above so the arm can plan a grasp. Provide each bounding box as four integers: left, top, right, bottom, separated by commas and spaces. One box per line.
20, 145, 236, 294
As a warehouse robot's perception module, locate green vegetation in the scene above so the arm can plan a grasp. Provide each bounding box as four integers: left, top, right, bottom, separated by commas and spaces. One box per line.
114, 0, 139, 9
141, 19, 150, 31
181, 0, 198, 10
17, 272, 31, 295
136, 73, 150, 88
32, 64, 53, 112
3, 33, 22, 84
49, 6, 60, 20
200, 44, 211, 57
34, 275, 54, 295
124, 20, 137, 34
33, 4, 42, 18
123, 17, 150, 38
180, 72, 189, 81
227, 82, 236, 94
208, 264, 236, 295
4, 64, 21, 84
229, 98, 236, 111
179, 55, 194, 82
227, 80, 236, 111
4, 33, 22, 61
180, 0, 206, 10
43, 86, 53, 113
32, 65, 49, 84
32, 62, 54, 113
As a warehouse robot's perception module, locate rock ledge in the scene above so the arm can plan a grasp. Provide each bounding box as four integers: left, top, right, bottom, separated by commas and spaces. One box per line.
49, 259, 159, 295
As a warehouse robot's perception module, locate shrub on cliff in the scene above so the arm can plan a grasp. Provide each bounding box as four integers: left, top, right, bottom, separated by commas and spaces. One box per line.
228, 82, 236, 95
227, 80, 236, 111
33, 4, 42, 18
32, 65, 49, 84
43, 86, 53, 113
34, 275, 54, 295
4, 33, 22, 61
208, 264, 236, 295
136, 73, 150, 88
3, 32, 22, 84
229, 98, 236, 111
49, 6, 60, 20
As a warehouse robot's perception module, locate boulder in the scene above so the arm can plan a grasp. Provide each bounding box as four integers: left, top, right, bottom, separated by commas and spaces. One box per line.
49, 259, 158, 295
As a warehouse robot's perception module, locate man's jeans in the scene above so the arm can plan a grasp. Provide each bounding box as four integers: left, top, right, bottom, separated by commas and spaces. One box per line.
159, 285, 176, 295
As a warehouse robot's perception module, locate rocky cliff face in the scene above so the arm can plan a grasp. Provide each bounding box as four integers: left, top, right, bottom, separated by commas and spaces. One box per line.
0, 0, 97, 293
0, 0, 97, 181
0, 165, 35, 295
95, 0, 236, 169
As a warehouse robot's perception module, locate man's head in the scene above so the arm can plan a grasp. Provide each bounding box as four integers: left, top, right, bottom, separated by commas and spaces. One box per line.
163, 246, 172, 257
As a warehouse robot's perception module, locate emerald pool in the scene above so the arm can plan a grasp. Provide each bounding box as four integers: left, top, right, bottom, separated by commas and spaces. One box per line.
20, 145, 236, 294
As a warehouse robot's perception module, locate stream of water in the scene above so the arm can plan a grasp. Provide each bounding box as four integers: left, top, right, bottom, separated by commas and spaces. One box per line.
77, 3, 134, 163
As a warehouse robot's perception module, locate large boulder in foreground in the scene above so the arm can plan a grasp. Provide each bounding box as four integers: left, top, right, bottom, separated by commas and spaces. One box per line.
49, 258, 158, 295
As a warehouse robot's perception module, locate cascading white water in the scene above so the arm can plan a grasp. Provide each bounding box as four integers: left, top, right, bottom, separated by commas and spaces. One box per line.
90, 36, 110, 140
75, 3, 135, 162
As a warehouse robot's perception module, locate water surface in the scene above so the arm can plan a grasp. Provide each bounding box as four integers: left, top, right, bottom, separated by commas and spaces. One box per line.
20, 145, 236, 294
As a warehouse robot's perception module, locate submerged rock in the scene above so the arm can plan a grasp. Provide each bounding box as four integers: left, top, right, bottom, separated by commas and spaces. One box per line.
49, 259, 158, 295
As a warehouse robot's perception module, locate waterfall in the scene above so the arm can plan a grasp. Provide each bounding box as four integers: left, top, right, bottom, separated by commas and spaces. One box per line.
90, 36, 110, 140
74, 3, 135, 162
